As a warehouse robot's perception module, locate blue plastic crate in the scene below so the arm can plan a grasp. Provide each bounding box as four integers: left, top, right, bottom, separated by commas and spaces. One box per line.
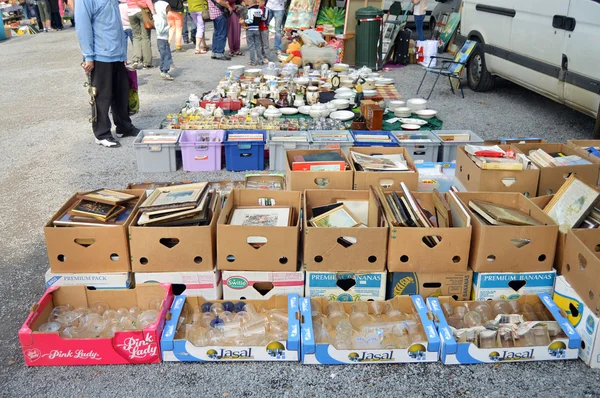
350, 130, 399, 147
224, 130, 266, 171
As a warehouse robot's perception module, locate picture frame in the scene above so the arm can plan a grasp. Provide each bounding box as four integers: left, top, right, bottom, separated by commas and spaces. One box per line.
139, 182, 208, 211
229, 206, 292, 227
137, 191, 213, 226
309, 205, 361, 228
77, 189, 137, 205
68, 199, 125, 221
544, 175, 600, 233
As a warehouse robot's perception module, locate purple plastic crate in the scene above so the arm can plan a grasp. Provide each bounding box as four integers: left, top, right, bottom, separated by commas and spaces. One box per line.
179, 130, 224, 172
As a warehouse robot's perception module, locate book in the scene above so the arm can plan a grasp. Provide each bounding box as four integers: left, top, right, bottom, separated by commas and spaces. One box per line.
432, 189, 452, 227
470, 155, 524, 170
469, 200, 542, 226
543, 175, 600, 233
465, 144, 506, 157
552, 155, 591, 166
302, 152, 346, 162
395, 134, 432, 143
528, 149, 558, 168
351, 152, 409, 172
292, 152, 347, 171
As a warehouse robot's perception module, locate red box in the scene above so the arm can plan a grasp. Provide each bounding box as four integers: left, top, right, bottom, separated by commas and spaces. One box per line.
19, 284, 173, 366
200, 99, 241, 111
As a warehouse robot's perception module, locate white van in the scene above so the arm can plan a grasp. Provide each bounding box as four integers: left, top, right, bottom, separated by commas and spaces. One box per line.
460, 0, 600, 133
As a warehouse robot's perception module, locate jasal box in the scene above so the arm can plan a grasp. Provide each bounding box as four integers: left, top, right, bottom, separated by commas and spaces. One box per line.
285, 148, 354, 191
19, 284, 173, 366
455, 192, 558, 273
300, 295, 440, 364
129, 194, 220, 273
45, 189, 146, 273
44, 268, 131, 289
386, 271, 472, 300
428, 294, 580, 365
349, 146, 418, 192
217, 189, 301, 272
455, 145, 539, 197
161, 294, 300, 362
303, 189, 388, 272
471, 270, 556, 301
135, 269, 222, 300
554, 276, 600, 368
222, 270, 305, 300
305, 271, 386, 301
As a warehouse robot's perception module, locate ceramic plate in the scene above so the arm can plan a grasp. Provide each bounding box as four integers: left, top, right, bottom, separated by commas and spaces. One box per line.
401, 124, 421, 131
298, 106, 311, 115
375, 78, 394, 85
280, 107, 299, 115
399, 118, 428, 126
329, 110, 355, 121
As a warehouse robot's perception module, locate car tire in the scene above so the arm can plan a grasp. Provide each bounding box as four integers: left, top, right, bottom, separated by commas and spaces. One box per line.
429, 17, 437, 40
467, 42, 495, 92
594, 102, 600, 139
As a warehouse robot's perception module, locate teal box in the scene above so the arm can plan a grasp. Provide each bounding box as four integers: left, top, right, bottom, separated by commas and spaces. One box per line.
472, 270, 556, 301
305, 271, 386, 301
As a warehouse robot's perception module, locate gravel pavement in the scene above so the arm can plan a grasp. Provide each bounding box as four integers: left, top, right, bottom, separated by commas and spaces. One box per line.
0, 29, 598, 397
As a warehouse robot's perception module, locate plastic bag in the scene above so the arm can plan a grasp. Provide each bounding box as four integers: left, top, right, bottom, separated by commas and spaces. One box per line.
416, 40, 437, 67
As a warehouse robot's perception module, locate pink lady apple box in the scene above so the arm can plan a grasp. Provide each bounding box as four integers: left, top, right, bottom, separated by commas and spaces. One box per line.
19, 284, 174, 366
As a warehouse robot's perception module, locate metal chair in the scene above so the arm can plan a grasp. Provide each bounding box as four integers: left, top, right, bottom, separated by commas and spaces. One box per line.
416, 40, 477, 100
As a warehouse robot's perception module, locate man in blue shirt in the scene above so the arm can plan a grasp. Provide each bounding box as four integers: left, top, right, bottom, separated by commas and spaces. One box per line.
75, 0, 139, 148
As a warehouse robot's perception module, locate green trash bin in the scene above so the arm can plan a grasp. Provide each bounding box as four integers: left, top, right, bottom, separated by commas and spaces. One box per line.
355, 6, 384, 70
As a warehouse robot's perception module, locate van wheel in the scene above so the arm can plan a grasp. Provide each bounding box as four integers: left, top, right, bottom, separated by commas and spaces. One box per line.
429, 17, 437, 39
467, 43, 495, 92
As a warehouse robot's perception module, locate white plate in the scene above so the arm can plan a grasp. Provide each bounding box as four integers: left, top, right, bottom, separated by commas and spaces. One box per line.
415, 109, 438, 119
375, 78, 394, 85
329, 110, 355, 121
335, 93, 355, 100
399, 118, 428, 126
330, 99, 350, 109
280, 107, 299, 115
298, 106, 311, 115
401, 124, 421, 131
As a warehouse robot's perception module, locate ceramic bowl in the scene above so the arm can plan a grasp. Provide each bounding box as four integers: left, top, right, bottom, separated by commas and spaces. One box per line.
335, 92, 355, 100
394, 107, 412, 118
227, 65, 245, 76
389, 100, 406, 108
335, 87, 353, 94
415, 109, 438, 120
363, 79, 376, 90
264, 106, 282, 119
331, 99, 350, 109
245, 68, 262, 77
332, 63, 349, 72
401, 124, 421, 131
407, 98, 428, 112
280, 107, 299, 115
298, 106, 311, 115
363, 89, 377, 98
329, 110, 355, 121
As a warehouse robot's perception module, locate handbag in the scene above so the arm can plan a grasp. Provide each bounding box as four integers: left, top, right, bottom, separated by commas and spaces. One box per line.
142, 8, 154, 29
202, 9, 210, 20
127, 68, 139, 115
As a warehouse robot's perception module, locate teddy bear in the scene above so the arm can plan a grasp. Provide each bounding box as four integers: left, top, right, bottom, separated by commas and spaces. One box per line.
281, 40, 303, 67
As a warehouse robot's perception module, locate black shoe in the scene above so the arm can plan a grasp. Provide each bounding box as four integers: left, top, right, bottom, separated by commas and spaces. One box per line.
95, 137, 121, 148
214, 54, 231, 61
116, 127, 140, 138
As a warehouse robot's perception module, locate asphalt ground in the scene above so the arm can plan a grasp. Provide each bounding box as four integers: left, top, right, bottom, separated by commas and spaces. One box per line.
0, 28, 598, 397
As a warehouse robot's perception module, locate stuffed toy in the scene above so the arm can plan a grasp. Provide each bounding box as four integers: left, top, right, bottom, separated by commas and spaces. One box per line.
282, 40, 303, 67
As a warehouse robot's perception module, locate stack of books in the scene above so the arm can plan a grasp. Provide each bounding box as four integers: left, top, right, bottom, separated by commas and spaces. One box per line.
527, 149, 591, 167
468, 200, 542, 226
311, 133, 349, 142
354, 134, 393, 144
136, 183, 218, 227
465, 144, 530, 171
227, 133, 264, 141
292, 152, 348, 171
395, 134, 433, 143
141, 135, 178, 144
351, 152, 409, 172
53, 189, 138, 227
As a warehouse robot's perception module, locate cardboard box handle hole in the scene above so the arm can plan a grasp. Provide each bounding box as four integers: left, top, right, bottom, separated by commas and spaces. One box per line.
578, 253, 587, 270
538, 254, 546, 262
487, 255, 496, 262
194, 256, 203, 264
140, 257, 149, 265
110, 253, 119, 261
279, 257, 288, 264
314, 256, 323, 263
452, 256, 460, 263
595, 245, 600, 253
57, 254, 66, 262
400, 255, 409, 263
368, 255, 377, 263
227, 255, 236, 262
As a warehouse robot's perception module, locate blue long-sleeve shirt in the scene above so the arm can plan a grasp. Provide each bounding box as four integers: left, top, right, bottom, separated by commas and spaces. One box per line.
245, 6, 262, 31
75, 0, 127, 62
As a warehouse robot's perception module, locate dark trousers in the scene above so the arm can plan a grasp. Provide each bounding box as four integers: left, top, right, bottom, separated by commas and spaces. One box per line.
51, 11, 63, 29
34, 5, 44, 30
211, 14, 227, 55
90, 61, 134, 140
157, 38, 172, 73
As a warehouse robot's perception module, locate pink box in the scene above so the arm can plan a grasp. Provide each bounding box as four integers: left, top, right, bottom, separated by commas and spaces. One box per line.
19, 284, 173, 366
179, 130, 224, 172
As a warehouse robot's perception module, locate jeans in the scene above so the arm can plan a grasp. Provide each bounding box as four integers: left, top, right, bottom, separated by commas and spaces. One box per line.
182, 12, 196, 41
211, 14, 227, 55
130, 12, 153, 66
246, 30, 261, 64
269, 9, 284, 51
124, 28, 133, 55
157, 38, 172, 73
260, 30, 269, 60
415, 14, 425, 42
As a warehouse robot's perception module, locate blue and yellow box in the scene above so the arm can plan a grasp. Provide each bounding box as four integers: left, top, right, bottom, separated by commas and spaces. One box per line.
386, 271, 472, 300
471, 270, 556, 300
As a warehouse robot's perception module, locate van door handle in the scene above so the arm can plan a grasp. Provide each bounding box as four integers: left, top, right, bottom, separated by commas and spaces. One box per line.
553, 15, 576, 31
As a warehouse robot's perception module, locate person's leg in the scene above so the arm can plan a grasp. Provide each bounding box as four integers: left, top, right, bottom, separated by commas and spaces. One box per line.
90, 61, 116, 142
188, 12, 196, 43
111, 62, 136, 135
247, 31, 258, 64
167, 11, 175, 45
191, 12, 204, 52
415, 15, 425, 42
140, 25, 153, 67
212, 15, 228, 56
231, 11, 241, 53
34, 4, 43, 30
260, 30, 269, 61
272, 9, 284, 52
130, 12, 143, 65
175, 12, 184, 49
182, 12, 189, 43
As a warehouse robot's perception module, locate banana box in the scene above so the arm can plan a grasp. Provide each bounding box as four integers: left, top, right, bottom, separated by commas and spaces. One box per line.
386, 271, 472, 300
553, 276, 600, 368
160, 294, 300, 362
300, 295, 440, 364
471, 270, 556, 301
304, 271, 387, 301
427, 294, 580, 365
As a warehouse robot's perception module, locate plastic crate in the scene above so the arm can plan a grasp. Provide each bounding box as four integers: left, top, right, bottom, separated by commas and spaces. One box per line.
224, 130, 266, 171
393, 130, 442, 163
432, 130, 484, 162
308, 130, 355, 155
267, 131, 311, 171
179, 130, 224, 172
350, 130, 399, 147
133, 130, 181, 173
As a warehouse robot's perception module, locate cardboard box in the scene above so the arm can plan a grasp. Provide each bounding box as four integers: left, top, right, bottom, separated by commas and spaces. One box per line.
303, 190, 388, 272
349, 146, 419, 192
129, 197, 220, 273
554, 276, 600, 368
471, 270, 556, 300
560, 229, 600, 316
285, 148, 354, 192
160, 294, 300, 362
135, 269, 222, 300
45, 190, 146, 273
222, 270, 305, 300
305, 271, 386, 301
511, 143, 600, 196
44, 268, 131, 289
386, 192, 471, 273
455, 192, 558, 273
300, 295, 440, 364
428, 294, 581, 365
217, 189, 301, 271
19, 284, 173, 366
386, 271, 472, 300
455, 145, 540, 197
567, 140, 600, 173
